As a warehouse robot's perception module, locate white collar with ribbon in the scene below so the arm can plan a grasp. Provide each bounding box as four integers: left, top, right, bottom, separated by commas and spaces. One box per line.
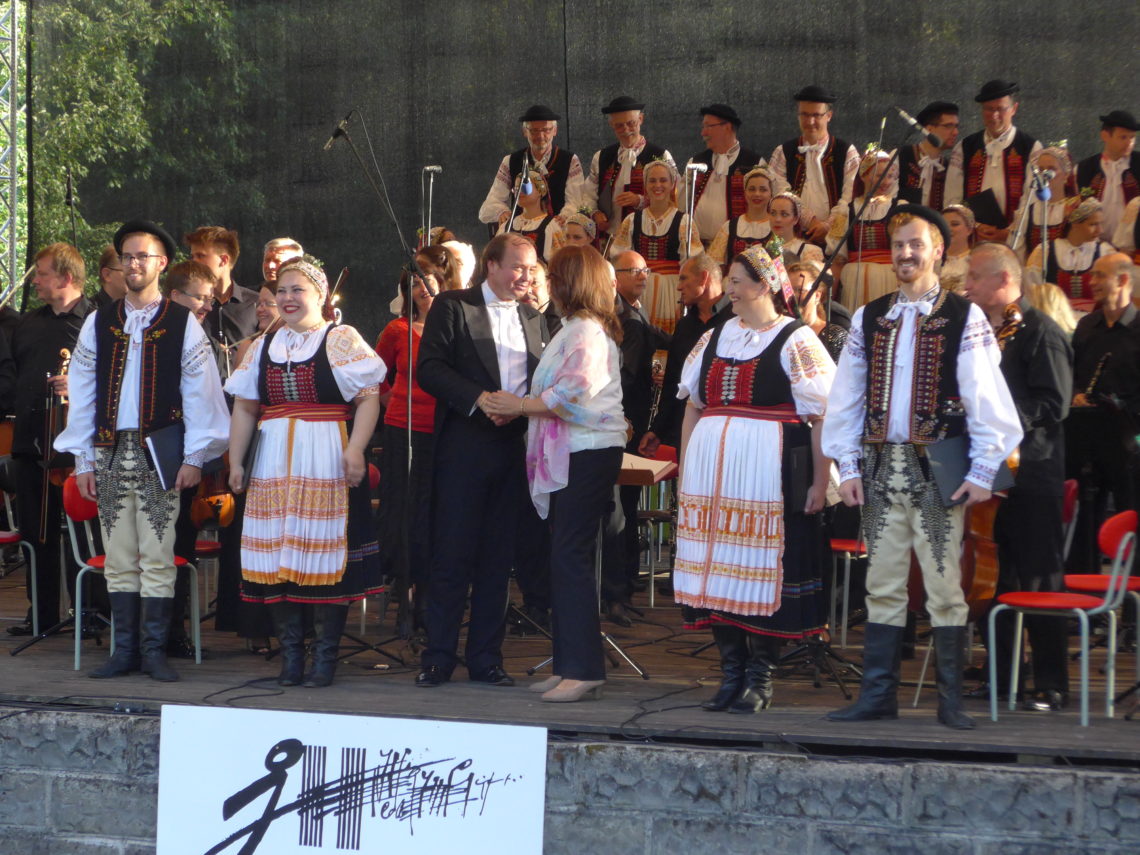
884, 286, 939, 320
712, 142, 740, 177
123, 297, 162, 344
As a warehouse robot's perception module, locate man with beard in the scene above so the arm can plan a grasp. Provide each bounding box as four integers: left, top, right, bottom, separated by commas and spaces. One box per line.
822, 205, 1022, 729
54, 220, 229, 682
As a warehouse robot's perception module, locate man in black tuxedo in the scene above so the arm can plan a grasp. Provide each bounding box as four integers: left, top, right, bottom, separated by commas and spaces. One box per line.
414, 233, 550, 687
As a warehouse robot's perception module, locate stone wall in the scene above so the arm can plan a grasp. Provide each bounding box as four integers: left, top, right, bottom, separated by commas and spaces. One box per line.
1, 710, 1138, 854
45, 0, 1139, 342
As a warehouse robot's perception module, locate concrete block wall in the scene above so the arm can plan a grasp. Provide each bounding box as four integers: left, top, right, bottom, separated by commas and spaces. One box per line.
1, 711, 1139, 854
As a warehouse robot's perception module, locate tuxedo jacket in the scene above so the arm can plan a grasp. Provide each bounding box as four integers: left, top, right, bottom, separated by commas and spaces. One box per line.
417, 285, 549, 443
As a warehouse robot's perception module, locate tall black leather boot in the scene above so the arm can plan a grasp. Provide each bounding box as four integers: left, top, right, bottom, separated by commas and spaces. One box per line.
827, 622, 904, 721
89, 592, 141, 679
702, 624, 748, 711
303, 604, 348, 688
933, 625, 976, 729
140, 597, 180, 682
270, 601, 306, 686
728, 633, 780, 713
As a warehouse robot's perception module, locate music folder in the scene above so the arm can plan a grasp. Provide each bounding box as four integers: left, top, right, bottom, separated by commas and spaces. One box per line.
925, 434, 1015, 506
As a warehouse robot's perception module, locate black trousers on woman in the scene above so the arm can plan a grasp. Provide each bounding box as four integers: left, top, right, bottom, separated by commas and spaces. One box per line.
548, 446, 624, 681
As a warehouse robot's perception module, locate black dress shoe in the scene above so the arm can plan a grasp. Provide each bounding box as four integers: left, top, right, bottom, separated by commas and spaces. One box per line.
6, 622, 34, 637
469, 665, 515, 687
1022, 690, 1067, 712
415, 666, 448, 687
604, 601, 633, 628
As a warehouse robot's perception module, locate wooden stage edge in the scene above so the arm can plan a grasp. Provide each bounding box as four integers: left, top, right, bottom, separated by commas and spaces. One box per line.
1, 579, 1138, 770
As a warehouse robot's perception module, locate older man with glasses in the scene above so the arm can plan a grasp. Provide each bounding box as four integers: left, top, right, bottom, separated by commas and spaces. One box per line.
680, 104, 765, 245
581, 95, 676, 245
769, 85, 860, 246
478, 104, 584, 230
945, 79, 1042, 243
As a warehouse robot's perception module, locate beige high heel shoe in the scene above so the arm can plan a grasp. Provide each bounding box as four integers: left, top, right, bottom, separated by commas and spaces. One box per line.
541, 679, 604, 703
529, 675, 562, 693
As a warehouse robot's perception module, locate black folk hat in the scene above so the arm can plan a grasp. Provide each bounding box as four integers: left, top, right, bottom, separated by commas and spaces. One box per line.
916, 101, 959, 127
1099, 110, 1139, 132
793, 85, 837, 104
601, 95, 645, 115
974, 79, 1019, 103
700, 103, 742, 128
113, 219, 178, 261
518, 104, 560, 123
893, 202, 952, 249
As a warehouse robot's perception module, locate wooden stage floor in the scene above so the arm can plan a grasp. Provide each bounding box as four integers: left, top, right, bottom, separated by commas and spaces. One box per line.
1, 568, 1137, 769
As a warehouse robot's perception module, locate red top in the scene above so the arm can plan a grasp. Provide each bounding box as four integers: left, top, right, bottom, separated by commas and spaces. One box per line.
375, 318, 435, 433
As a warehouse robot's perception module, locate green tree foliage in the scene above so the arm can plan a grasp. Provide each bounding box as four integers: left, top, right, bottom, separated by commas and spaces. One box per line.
28, 0, 258, 295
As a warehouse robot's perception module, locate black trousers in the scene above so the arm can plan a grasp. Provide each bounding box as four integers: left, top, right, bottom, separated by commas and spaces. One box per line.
549, 447, 624, 681
514, 500, 551, 611
990, 491, 1070, 693
421, 431, 527, 675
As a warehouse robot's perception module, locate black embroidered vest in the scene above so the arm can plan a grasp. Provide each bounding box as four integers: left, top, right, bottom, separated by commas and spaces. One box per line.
698, 319, 803, 408
726, 217, 771, 260
689, 147, 764, 220
597, 141, 667, 223
897, 145, 947, 210
93, 299, 189, 446
781, 135, 851, 210
960, 129, 1036, 225
1076, 152, 1140, 206
861, 289, 970, 445
508, 145, 574, 216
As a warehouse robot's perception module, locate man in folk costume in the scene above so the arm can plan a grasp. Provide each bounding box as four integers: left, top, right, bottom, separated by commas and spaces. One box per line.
55, 220, 230, 682
681, 103, 765, 244
822, 205, 1022, 729
896, 101, 960, 209
768, 85, 860, 245
1077, 110, 1139, 240
581, 95, 676, 242
945, 79, 1042, 242
478, 104, 584, 229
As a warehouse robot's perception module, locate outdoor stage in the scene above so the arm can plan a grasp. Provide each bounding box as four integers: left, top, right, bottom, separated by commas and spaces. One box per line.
1, 572, 1138, 854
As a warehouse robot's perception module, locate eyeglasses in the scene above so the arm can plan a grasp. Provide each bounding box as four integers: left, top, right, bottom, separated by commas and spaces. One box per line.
616, 267, 650, 275
524, 124, 557, 136
798, 111, 830, 120
120, 253, 163, 267
256, 300, 277, 309
610, 119, 641, 131
701, 121, 730, 130
177, 291, 215, 306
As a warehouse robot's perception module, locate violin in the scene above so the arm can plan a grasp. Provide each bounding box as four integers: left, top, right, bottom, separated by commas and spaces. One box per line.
191, 454, 235, 529
46, 348, 74, 488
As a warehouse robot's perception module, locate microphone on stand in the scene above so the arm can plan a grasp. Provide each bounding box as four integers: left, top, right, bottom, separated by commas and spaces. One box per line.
893, 106, 943, 148
322, 111, 353, 151
686, 161, 709, 174
520, 157, 533, 194
1031, 166, 1054, 200
422, 165, 443, 174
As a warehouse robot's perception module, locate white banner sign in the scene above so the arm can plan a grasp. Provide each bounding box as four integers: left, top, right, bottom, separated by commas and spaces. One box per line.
157, 706, 546, 855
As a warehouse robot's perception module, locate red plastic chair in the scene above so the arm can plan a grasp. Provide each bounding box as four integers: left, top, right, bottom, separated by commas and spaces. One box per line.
63, 475, 200, 670
988, 509, 1137, 725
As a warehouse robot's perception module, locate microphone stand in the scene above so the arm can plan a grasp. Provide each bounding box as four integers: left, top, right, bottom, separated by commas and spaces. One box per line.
802, 124, 910, 322
505, 152, 530, 234
683, 162, 702, 258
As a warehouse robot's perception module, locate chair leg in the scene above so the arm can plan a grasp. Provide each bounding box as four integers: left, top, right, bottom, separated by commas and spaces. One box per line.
1009, 611, 1025, 712
1078, 611, 1090, 727
1107, 609, 1117, 719
841, 552, 852, 650
988, 604, 1007, 722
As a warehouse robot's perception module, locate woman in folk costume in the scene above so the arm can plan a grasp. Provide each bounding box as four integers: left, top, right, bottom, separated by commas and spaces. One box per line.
609, 158, 703, 334
674, 243, 835, 713
1026, 196, 1116, 311
939, 203, 977, 292
1009, 146, 1076, 259
829, 148, 898, 311
766, 190, 824, 267
498, 170, 565, 264
226, 256, 385, 688
708, 166, 774, 268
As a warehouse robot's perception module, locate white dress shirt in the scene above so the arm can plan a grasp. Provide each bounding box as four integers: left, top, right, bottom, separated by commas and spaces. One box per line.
821, 287, 1023, 489
583, 141, 676, 232
1099, 155, 1130, 238
481, 280, 528, 397
692, 143, 740, 241
768, 134, 860, 228
55, 299, 230, 473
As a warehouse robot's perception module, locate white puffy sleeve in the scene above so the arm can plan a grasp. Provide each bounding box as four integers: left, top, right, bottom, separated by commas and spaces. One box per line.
821, 306, 869, 481
781, 325, 836, 419
326, 325, 386, 401
223, 335, 266, 401
52, 313, 98, 473
180, 316, 231, 466
676, 328, 715, 409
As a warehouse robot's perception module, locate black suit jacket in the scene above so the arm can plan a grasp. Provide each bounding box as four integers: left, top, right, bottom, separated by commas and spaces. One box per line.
417, 285, 548, 440
617, 295, 671, 439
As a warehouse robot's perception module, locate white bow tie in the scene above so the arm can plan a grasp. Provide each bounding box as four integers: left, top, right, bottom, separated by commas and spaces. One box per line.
713, 144, 739, 177
798, 142, 825, 156
1103, 157, 1128, 178
123, 301, 158, 343
918, 154, 945, 173
884, 300, 933, 321
617, 146, 639, 168
984, 131, 1012, 170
